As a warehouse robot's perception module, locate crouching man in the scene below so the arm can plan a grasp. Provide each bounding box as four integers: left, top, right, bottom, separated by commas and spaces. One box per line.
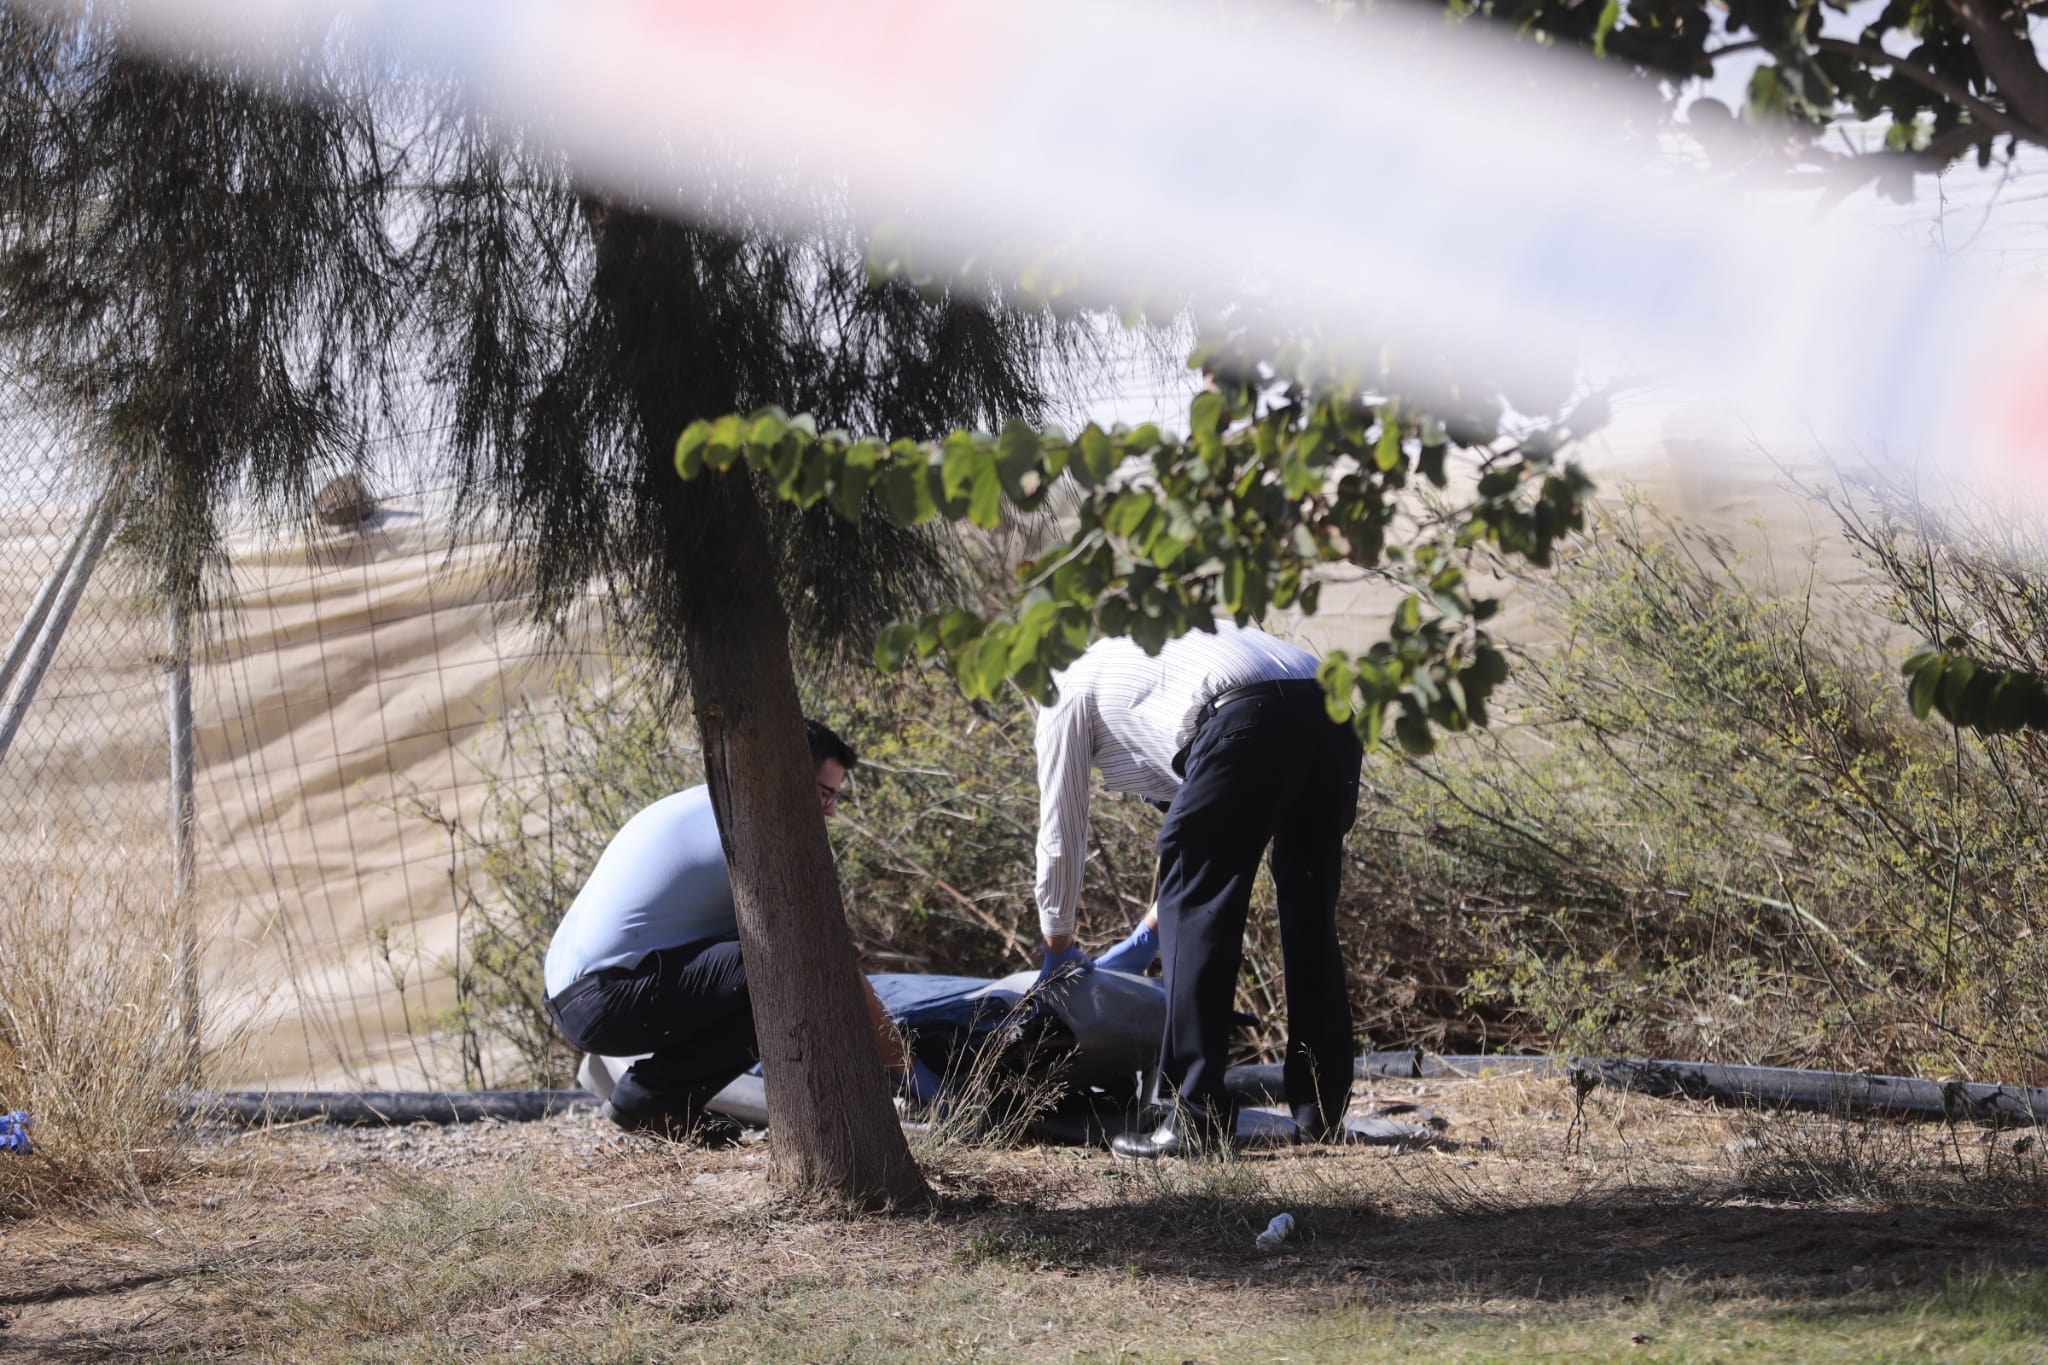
544, 718, 939, 1141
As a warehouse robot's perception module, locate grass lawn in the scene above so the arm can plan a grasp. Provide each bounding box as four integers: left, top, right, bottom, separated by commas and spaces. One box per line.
7, 1071, 2047, 1361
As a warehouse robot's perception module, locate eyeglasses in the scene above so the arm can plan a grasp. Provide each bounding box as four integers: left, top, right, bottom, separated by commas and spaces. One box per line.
817, 781, 844, 812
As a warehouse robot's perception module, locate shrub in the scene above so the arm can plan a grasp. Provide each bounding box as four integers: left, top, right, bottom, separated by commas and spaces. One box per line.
1373, 497, 2048, 1081
817, 674, 1158, 975
0, 874, 216, 1215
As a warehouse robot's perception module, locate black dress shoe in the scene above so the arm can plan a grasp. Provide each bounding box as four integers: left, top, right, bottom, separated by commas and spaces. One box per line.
1291, 1104, 1349, 1145
1110, 1115, 1235, 1161
603, 1102, 744, 1148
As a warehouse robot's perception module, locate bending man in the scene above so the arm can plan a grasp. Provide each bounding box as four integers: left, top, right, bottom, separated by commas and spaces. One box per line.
544, 718, 937, 1140
1033, 622, 1364, 1158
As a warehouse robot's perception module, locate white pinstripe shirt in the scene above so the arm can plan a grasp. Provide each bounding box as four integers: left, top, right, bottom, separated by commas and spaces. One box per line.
1033, 622, 1320, 939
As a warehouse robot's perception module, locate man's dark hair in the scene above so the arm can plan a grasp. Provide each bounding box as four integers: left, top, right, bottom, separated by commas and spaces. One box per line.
804, 717, 857, 771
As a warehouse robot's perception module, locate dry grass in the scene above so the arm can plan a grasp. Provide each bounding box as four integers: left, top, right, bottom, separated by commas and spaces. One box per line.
1721, 1104, 2048, 1210
0, 871, 238, 1217
8, 1070, 2048, 1360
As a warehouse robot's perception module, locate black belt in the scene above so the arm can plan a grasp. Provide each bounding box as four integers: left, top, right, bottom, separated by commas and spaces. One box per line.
1201, 677, 1325, 718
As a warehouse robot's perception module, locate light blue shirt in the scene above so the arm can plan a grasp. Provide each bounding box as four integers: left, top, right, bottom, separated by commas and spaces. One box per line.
543, 785, 738, 998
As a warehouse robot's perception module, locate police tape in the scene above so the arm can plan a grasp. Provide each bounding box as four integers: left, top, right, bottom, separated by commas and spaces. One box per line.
21, 0, 2047, 489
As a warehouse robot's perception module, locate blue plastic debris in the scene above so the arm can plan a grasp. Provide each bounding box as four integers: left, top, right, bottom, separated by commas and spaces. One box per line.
0, 1109, 33, 1155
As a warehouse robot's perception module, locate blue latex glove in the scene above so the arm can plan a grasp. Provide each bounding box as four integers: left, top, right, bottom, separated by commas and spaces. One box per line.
0, 1110, 32, 1156
1095, 921, 1159, 974
1037, 941, 1094, 983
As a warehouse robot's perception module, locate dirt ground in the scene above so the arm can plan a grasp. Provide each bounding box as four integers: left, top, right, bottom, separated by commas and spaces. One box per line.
7, 1071, 2048, 1362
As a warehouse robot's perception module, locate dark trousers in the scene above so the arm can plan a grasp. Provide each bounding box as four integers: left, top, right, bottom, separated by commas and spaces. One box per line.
1155, 690, 1363, 1128
547, 937, 757, 1126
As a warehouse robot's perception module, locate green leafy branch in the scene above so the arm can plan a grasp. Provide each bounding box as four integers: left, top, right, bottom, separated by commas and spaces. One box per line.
676, 380, 1591, 753
1901, 645, 2048, 736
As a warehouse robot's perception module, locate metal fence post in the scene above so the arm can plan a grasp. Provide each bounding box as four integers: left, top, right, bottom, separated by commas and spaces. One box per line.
0, 496, 95, 701
168, 599, 201, 1081
0, 488, 119, 766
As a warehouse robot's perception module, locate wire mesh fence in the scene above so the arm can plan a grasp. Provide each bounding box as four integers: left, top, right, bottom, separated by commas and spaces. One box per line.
188, 485, 631, 1089
0, 396, 172, 949
0, 393, 635, 1090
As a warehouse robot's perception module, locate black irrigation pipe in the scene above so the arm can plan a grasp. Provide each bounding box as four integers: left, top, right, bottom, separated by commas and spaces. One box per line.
186, 1090, 597, 1127
1581, 1058, 2048, 1126
1230, 1053, 2048, 1125
186, 1055, 2048, 1129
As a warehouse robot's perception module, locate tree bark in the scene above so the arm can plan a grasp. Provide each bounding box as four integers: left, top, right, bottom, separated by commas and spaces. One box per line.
682, 474, 931, 1208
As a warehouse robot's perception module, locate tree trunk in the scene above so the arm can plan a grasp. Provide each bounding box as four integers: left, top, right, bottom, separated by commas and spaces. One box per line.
682, 474, 931, 1208
583, 197, 930, 1208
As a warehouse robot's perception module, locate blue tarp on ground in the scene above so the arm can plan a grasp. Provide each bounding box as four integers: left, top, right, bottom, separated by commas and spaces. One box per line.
869, 967, 1166, 1093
